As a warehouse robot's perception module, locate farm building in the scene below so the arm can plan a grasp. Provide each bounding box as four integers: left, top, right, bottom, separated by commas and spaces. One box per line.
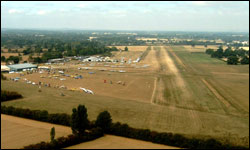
1, 65, 10, 72
7, 63, 38, 72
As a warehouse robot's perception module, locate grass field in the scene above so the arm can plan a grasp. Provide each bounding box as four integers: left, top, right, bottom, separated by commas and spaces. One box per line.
1, 45, 249, 147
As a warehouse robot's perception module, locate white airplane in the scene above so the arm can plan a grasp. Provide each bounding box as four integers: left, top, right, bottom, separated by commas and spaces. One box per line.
58, 71, 64, 74
80, 87, 87, 93
87, 90, 94, 95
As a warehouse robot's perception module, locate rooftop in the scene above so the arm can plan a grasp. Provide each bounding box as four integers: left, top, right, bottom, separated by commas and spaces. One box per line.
7, 63, 37, 69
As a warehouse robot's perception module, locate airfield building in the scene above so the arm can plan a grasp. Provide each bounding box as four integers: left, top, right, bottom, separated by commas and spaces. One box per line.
7, 63, 38, 72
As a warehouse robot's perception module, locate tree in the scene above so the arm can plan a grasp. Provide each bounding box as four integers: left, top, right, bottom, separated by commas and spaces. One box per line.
7, 56, 20, 64
216, 46, 224, 58
50, 127, 55, 142
240, 56, 249, 64
95, 111, 112, 132
227, 56, 238, 65
125, 46, 128, 51
1, 56, 6, 62
205, 49, 214, 55
33, 57, 43, 64
71, 105, 89, 135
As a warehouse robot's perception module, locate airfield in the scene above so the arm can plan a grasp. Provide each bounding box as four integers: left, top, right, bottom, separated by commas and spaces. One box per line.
2, 45, 249, 147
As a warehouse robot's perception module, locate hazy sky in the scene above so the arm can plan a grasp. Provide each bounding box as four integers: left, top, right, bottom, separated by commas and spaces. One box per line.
1, 1, 249, 32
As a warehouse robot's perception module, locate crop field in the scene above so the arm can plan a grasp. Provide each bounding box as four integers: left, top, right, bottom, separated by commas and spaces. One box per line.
111, 46, 149, 61
66, 135, 179, 149
2, 45, 249, 147
1, 114, 72, 149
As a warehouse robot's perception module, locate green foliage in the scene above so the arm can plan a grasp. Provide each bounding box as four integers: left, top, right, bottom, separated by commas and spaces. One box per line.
227, 56, 238, 65
50, 127, 55, 142
240, 56, 249, 64
223, 47, 235, 57
1, 90, 23, 102
6, 56, 20, 64
23, 48, 32, 55
1, 56, 6, 62
125, 46, 128, 51
33, 57, 43, 64
42, 51, 63, 62
212, 46, 224, 58
205, 49, 214, 55
71, 105, 89, 135
1, 106, 70, 126
23, 128, 103, 149
95, 111, 112, 132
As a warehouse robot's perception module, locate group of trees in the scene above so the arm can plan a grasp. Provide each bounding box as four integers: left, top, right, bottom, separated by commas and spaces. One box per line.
1, 55, 21, 64
205, 46, 249, 65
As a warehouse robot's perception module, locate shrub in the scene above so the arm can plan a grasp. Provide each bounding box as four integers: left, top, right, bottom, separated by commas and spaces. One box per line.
1, 90, 23, 102
22, 128, 103, 149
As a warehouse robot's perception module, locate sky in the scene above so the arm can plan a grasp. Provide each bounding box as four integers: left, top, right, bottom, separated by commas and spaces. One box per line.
1, 1, 249, 32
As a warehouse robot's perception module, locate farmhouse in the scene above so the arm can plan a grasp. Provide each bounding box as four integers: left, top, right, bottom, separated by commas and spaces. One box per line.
7, 63, 38, 72
1, 65, 10, 72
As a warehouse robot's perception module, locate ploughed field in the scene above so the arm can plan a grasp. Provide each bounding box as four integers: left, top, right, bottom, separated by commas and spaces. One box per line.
2, 45, 249, 147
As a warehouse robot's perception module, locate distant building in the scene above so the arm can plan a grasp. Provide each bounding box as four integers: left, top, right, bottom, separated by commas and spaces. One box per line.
7, 63, 37, 72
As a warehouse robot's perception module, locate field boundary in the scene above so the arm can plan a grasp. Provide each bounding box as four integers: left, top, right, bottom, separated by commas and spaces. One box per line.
201, 78, 230, 107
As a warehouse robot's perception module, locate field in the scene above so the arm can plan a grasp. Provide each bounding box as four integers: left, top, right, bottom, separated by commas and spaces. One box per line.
65, 135, 179, 149
1, 114, 71, 149
1, 45, 249, 147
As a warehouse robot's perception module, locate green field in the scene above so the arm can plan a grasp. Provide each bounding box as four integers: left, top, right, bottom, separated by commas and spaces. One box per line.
2, 45, 249, 147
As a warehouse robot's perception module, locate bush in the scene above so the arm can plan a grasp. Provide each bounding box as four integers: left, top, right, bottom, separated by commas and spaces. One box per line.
1, 90, 23, 102
22, 128, 103, 149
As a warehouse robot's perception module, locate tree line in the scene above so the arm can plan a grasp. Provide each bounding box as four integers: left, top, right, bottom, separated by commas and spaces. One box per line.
1, 90, 23, 102
205, 46, 249, 65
